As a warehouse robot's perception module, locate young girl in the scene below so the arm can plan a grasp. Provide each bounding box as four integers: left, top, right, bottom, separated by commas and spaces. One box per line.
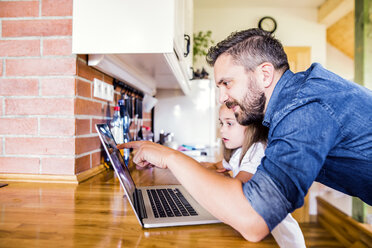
203, 104, 306, 248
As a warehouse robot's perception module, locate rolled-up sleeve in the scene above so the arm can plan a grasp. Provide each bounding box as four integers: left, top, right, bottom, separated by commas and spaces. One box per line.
242, 170, 292, 230
243, 102, 340, 230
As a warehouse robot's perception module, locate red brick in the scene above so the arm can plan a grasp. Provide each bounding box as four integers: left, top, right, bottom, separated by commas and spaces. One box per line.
41, 157, 74, 175
102, 75, 113, 85
75, 155, 90, 174
0, 157, 40, 174
76, 118, 90, 135
2, 19, 72, 37
0, 40, 40, 57
142, 120, 152, 129
0, 139, 2, 155
0, 99, 2, 116
6, 137, 74, 155
129, 128, 135, 136
40, 118, 75, 136
91, 151, 102, 167
76, 79, 91, 98
0, 1, 39, 18
0, 118, 38, 135
143, 112, 152, 119
6, 58, 76, 76
75, 136, 101, 155
5, 98, 74, 115
91, 118, 107, 133
42, 0, 72, 17
0, 60, 3, 76
40, 77, 75, 96
77, 59, 104, 82
113, 93, 121, 104
75, 98, 102, 116
101, 103, 115, 118
43, 38, 72, 56
0, 78, 38, 96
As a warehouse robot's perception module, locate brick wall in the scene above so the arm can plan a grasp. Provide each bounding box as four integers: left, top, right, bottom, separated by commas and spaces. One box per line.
0, 0, 152, 177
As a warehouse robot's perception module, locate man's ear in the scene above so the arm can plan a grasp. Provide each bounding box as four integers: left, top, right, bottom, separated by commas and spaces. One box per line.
258, 62, 274, 88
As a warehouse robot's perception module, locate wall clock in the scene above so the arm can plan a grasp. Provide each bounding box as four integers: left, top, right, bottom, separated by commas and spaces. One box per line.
258, 16, 277, 33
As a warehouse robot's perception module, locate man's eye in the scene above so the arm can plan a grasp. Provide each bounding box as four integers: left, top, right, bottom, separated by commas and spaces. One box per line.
223, 81, 229, 86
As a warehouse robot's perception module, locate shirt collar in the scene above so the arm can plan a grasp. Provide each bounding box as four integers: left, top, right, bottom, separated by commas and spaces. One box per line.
262, 69, 295, 128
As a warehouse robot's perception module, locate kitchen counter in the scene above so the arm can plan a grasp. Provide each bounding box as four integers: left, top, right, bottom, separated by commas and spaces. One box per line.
0, 167, 344, 247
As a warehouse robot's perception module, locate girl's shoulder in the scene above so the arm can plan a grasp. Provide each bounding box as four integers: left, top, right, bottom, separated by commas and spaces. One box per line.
243, 142, 266, 162
247, 142, 266, 154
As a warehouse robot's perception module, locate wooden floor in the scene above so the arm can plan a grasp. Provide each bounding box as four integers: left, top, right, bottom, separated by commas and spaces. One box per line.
0, 168, 344, 247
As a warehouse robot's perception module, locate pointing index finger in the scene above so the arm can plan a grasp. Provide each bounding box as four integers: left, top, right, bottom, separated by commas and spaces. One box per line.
116, 141, 143, 150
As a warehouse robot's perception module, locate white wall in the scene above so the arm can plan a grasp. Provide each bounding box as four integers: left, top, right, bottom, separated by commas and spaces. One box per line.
194, 2, 327, 75
326, 43, 354, 81
154, 79, 218, 147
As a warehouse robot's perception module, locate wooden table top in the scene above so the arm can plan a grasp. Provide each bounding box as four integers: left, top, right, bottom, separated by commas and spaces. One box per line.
0, 166, 343, 248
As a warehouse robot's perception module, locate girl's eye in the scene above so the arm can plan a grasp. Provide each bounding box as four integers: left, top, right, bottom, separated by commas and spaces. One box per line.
223, 81, 229, 86
227, 122, 233, 126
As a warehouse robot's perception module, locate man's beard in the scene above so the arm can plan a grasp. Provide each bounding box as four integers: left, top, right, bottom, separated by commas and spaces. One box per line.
225, 77, 266, 126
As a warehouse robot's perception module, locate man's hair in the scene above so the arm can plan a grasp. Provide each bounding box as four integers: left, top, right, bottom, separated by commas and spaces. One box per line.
206, 28, 289, 72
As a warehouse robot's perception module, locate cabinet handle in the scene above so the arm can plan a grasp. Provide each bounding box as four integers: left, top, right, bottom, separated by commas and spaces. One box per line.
184, 34, 190, 57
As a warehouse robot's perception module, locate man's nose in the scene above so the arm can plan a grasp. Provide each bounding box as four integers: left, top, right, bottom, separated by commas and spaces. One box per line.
218, 88, 228, 104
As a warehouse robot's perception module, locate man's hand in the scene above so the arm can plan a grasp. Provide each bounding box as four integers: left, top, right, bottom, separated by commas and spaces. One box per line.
117, 141, 179, 169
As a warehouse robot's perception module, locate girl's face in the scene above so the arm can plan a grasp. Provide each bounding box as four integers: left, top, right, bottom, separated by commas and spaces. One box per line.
219, 105, 246, 149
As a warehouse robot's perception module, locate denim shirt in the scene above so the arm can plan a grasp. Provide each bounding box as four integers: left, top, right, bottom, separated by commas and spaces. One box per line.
242, 63, 372, 231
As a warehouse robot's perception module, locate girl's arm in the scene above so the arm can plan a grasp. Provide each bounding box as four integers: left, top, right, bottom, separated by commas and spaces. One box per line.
201, 161, 229, 173
200, 161, 220, 169
235, 171, 254, 183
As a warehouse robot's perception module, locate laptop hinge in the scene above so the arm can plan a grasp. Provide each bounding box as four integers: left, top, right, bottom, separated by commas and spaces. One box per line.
133, 189, 147, 220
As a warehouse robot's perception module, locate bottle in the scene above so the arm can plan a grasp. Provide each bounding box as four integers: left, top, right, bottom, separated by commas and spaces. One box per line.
118, 99, 131, 166
110, 106, 123, 144
143, 126, 153, 141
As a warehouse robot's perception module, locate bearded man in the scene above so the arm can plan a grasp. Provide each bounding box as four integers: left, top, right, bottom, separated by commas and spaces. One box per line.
118, 28, 372, 242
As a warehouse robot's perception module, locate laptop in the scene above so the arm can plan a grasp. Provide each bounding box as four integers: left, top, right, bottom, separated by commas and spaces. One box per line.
95, 124, 221, 228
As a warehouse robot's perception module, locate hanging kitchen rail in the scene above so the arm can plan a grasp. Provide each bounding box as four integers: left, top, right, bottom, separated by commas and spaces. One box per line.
113, 78, 144, 99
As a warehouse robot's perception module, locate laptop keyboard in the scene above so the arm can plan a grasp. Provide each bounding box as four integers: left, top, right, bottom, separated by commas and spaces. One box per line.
146, 188, 198, 218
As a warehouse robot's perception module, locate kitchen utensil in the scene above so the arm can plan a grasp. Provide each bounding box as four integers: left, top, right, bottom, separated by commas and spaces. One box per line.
137, 98, 143, 140
133, 98, 139, 140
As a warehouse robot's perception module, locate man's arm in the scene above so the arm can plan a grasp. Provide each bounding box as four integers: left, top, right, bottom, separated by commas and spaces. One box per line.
118, 141, 269, 241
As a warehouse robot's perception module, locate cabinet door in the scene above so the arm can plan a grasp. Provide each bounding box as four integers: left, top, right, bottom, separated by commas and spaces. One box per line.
284, 46, 311, 73
73, 0, 175, 54
174, 0, 185, 58
173, 0, 193, 80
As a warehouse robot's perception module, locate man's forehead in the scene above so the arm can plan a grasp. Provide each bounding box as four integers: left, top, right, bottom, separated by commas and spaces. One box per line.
214, 55, 232, 83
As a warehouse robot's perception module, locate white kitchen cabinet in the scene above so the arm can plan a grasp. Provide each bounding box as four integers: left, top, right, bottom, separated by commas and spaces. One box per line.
72, 0, 193, 96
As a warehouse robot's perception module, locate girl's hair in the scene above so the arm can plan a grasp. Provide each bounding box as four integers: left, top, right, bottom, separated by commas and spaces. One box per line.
223, 122, 268, 165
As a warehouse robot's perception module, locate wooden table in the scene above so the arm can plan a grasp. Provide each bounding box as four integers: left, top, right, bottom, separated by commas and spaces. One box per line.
0, 167, 343, 247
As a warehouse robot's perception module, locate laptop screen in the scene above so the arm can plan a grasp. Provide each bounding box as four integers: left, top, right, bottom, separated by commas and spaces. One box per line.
96, 124, 136, 204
